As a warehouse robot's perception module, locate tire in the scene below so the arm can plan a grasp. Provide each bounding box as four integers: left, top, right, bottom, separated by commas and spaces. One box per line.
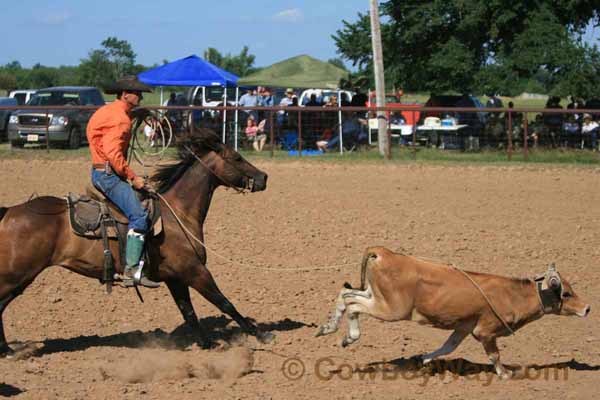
67, 127, 81, 149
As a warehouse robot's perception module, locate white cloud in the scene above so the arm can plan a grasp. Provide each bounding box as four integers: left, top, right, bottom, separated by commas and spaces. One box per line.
273, 8, 303, 23
36, 11, 72, 26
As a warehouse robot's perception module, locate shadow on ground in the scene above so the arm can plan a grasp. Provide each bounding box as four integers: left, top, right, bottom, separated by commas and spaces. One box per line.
9, 316, 308, 358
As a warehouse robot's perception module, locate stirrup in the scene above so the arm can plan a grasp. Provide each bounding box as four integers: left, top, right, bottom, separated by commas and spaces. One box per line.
122, 262, 161, 289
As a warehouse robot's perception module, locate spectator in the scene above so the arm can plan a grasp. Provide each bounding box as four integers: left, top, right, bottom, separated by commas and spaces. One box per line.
277, 88, 295, 126
316, 113, 364, 152
257, 87, 274, 107
351, 87, 368, 107
256, 87, 273, 121
239, 88, 258, 122
340, 92, 351, 107
254, 118, 268, 152
305, 94, 320, 107
542, 96, 563, 147
486, 93, 504, 109
581, 113, 599, 150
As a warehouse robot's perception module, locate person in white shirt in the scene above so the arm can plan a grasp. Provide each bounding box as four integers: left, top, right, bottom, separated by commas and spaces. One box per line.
581, 113, 599, 150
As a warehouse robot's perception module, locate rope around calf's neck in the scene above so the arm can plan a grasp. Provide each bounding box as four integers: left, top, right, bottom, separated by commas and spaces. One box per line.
156, 192, 356, 272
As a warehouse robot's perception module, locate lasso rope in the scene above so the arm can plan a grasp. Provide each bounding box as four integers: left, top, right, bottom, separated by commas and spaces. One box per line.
156, 192, 356, 272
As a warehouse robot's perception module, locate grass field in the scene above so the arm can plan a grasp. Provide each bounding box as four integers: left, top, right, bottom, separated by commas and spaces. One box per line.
2, 142, 599, 166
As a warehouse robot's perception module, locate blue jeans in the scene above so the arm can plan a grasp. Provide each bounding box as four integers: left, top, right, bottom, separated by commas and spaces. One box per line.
91, 169, 148, 233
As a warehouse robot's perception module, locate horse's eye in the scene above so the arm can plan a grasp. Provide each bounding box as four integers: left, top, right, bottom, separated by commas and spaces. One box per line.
562, 292, 572, 299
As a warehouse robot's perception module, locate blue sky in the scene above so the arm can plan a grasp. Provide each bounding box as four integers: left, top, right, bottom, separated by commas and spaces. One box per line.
2, 1, 598, 70
0, 0, 370, 68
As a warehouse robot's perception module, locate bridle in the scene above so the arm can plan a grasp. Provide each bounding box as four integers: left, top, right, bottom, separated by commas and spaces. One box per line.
183, 145, 254, 194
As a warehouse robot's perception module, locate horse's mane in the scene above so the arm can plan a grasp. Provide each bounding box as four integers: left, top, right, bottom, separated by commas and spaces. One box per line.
151, 128, 222, 193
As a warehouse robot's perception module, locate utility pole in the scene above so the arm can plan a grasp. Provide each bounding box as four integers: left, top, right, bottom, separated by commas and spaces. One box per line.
369, 0, 389, 158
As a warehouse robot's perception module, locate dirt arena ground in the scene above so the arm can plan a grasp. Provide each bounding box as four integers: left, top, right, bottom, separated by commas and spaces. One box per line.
0, 157, 599, 399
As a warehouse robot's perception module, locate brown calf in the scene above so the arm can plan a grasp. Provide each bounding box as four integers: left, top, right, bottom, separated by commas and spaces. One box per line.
317, 246, 590, 378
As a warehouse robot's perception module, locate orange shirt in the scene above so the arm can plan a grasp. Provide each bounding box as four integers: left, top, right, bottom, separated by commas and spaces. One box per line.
86, 99, 137, 181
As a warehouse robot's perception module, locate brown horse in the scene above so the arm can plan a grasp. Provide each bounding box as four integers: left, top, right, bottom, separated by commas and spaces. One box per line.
0, 128, 272, 356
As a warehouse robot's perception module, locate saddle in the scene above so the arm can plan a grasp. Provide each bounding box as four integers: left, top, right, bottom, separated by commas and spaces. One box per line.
67, 186, 162, 239
66, 186, 163, 292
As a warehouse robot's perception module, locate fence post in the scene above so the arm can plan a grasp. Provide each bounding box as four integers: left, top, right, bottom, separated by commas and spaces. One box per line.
523, 113, 529, 161
45, 109, 50, 153
298, 108, 302, 157
411, 109, 417, 160
269, 111, 274, 158
507, 110, 513, 161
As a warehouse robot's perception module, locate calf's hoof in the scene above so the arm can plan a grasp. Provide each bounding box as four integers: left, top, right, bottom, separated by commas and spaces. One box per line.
316, 325, 335, 337
341, 336, 356, 348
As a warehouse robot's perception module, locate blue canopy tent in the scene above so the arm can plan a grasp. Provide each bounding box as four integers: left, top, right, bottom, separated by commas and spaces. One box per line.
138, 55, 240, 143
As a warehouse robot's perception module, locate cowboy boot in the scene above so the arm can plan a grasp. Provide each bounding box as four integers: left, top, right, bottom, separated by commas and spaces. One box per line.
123, 230, 160, 288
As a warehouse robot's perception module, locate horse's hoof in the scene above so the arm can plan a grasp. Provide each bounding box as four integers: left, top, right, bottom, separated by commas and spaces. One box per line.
0, 345, 15, 359
256, 331, 275, 344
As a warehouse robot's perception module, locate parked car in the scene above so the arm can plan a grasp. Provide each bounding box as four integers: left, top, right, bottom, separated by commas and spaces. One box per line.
7, 86, 105, 149
298, 89, 354, 106
0, 97, 18, 140
9, 89, 37, 106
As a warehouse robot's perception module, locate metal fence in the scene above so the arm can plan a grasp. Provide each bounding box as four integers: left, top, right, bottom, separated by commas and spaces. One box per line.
1, 104, 598, 161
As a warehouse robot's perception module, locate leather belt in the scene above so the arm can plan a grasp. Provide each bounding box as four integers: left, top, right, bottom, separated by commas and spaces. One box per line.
92, 162, 113, 175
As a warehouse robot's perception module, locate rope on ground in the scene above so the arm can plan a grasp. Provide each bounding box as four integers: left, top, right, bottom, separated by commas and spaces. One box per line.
156, 192, 356, 272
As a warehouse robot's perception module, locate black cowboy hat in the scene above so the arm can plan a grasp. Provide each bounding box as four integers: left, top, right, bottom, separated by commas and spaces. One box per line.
104, 76, 153, 95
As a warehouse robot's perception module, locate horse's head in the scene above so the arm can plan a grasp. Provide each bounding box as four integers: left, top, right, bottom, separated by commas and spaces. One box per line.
183, 128, 268, 192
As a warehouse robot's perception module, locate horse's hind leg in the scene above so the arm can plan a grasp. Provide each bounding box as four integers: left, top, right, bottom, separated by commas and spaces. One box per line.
0, 292, 17, 356
188, 266, 274, 343
166, 279, 210, 346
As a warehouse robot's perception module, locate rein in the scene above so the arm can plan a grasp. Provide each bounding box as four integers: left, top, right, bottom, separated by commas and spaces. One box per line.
183, 145, 251, 194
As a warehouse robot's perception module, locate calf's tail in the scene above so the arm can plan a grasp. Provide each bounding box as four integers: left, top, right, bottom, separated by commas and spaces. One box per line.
0, 207, 7, 224
360, 248, 378, 291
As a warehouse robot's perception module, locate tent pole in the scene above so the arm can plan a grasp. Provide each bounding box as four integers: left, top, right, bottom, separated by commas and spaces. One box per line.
234, 86, 239, 151
338, 89, 343, 154
222, 87, 228, 143
160, 87, 164, 107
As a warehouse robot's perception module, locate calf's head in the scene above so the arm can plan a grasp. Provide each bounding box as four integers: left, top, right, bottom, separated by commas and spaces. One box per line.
536, 264, 590, 317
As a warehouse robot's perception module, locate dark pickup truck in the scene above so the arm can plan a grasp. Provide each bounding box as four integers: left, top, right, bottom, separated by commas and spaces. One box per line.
7, 86, 105, 149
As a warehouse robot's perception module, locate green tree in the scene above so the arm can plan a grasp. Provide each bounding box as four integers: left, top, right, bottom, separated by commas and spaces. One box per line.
203, 46, 256, 76
328, 57, 348, 70
79, 37, 137, 87
333, 1, 600, 95
0, 72, 17, 93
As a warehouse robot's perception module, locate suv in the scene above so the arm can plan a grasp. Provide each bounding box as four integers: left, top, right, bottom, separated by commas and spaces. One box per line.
9, 89, 37, 105
7, 86, 105, 149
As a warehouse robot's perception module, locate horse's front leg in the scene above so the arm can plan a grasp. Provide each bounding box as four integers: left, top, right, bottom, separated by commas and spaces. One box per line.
186, 264, 275, 344
166, 279, 211, 347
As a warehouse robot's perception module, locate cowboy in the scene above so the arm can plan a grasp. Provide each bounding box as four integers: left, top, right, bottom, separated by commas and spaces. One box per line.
86, 76, 160, 288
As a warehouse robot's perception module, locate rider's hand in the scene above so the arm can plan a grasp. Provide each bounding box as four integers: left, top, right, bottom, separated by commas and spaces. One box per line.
131, 176, 146, 190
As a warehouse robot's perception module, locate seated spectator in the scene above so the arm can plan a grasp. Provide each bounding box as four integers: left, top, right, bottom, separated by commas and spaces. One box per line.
245, 115, 258, 143
581, 113, 599, 150
253, 119, 268, 152
316, 114, 365, 152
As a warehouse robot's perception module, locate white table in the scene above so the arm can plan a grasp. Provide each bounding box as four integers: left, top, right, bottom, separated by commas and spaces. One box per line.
416, 124, 469, 148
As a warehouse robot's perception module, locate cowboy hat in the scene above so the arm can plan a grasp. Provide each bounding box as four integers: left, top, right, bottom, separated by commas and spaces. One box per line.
104, 76, 153, 95
285, 88, 294, 94
583, 113, 593, 120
